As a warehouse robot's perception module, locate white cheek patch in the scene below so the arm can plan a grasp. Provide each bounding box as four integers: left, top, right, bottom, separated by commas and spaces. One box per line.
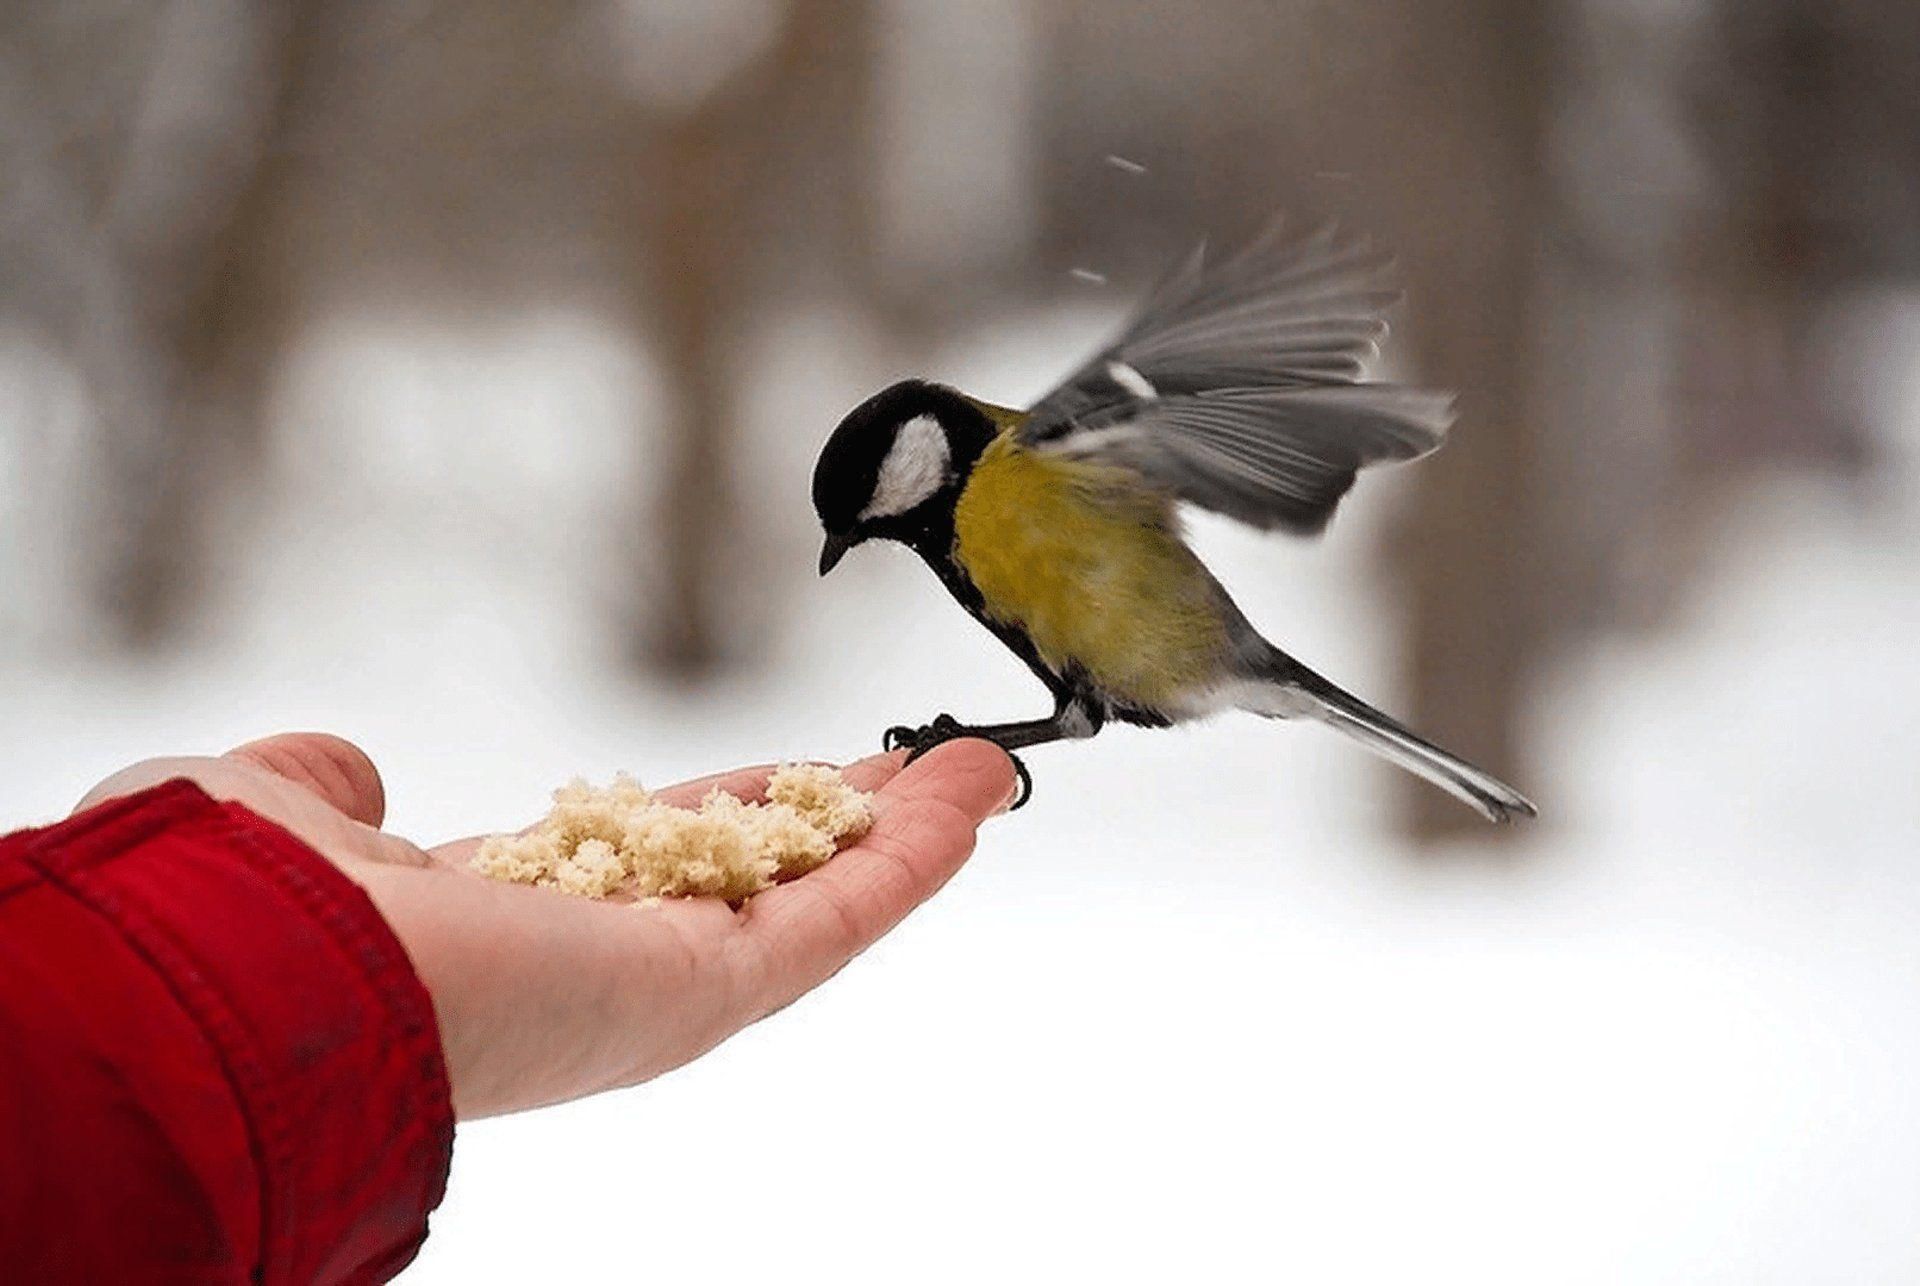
859, 414, 951, 520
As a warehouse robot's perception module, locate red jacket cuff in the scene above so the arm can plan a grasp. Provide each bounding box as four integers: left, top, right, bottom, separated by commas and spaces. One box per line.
0, 779, 454, 1284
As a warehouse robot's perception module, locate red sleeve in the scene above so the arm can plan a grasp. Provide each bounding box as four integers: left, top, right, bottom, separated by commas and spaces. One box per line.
0, 780, 454, 1285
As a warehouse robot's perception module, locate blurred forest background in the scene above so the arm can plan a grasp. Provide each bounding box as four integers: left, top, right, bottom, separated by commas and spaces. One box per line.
5, 3, 1920, 1282
5, 0, 1912, 839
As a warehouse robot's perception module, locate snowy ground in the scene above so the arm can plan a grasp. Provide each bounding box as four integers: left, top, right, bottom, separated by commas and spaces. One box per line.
3, 299, 1917, 1283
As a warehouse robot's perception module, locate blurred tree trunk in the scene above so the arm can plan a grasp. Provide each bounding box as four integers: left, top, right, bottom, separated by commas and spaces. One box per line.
631, 0, 876, 675
636, 103, 743, 676
1369, 0, 1551, 843
0, 2, 301, 647
104, 2, 307, 645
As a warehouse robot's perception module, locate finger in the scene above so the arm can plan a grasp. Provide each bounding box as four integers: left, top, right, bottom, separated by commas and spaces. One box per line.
836, 749, 910, 794
650, 750, 908, 810
423, 836, 486, 872
735, 739, 1015, 1010
224, 732, 387, 827
869, 739, 1016, 819
651, 765, 776, 809
75, 756, 225, 815
74, 744, 429, 871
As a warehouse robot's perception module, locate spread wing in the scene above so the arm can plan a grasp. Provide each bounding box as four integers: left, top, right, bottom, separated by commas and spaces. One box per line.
1018, 218, 1453, 535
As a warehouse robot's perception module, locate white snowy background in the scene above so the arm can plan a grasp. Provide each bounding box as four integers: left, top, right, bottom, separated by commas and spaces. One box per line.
3, 286, 1917, 1284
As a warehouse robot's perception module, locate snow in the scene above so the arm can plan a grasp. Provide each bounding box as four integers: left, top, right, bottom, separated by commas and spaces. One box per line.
2, 297, 1917, 1283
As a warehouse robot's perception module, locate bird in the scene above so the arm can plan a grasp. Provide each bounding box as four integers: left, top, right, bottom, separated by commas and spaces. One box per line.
810, 217, 1536, 821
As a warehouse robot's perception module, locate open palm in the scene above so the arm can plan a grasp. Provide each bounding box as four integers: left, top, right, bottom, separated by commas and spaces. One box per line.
80, 732, 1018, 1117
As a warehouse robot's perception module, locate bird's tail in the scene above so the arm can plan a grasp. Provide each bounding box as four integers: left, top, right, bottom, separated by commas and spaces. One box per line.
1244, 657, 1537, 824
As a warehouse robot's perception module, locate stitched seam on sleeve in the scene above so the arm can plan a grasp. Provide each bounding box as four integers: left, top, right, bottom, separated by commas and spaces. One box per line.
0, 781, 216, 907
213, 815, 456, 1273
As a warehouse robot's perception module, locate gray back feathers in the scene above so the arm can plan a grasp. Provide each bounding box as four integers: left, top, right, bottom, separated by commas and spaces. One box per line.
1019, 218, 1453, 535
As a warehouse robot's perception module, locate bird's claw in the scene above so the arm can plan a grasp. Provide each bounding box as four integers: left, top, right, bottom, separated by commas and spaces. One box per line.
879, 715, 1034, 811
1002, 754, 1033, 811
882, 713, 963, 758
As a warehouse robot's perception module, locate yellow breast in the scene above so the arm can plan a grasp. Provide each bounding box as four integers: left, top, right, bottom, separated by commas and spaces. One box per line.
951, 433, 1230, 710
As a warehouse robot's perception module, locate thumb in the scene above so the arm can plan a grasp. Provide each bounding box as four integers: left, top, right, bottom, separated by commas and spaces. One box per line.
224, 733, 387, 828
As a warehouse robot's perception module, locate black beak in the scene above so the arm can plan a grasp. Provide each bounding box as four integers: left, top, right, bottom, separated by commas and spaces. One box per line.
818, 532, 852, 576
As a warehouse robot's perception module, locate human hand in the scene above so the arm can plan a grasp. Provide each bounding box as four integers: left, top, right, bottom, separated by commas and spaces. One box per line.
77, 732, 1017, 1118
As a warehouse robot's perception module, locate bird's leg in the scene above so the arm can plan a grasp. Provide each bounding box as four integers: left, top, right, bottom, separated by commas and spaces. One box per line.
881, 702, 1101, 810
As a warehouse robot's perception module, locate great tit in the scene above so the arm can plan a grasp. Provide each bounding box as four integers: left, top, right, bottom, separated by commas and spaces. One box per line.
811, 219, 1536, 821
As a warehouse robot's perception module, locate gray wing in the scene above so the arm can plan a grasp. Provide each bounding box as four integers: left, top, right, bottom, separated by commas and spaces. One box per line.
1019, 218, 1454, 535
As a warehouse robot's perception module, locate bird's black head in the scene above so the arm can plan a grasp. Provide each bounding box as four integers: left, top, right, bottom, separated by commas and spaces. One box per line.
812, 379, 997, 574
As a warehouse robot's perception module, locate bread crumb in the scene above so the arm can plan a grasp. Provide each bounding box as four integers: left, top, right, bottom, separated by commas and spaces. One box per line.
472, 830, 564, 886
766, 762, 873, 843
552, 838, 628, 898
471, 764, 873, 903
757, 801, 840, 877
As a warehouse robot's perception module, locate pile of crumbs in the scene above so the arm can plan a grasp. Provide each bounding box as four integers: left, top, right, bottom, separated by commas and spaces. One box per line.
471, 763, 873, 903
